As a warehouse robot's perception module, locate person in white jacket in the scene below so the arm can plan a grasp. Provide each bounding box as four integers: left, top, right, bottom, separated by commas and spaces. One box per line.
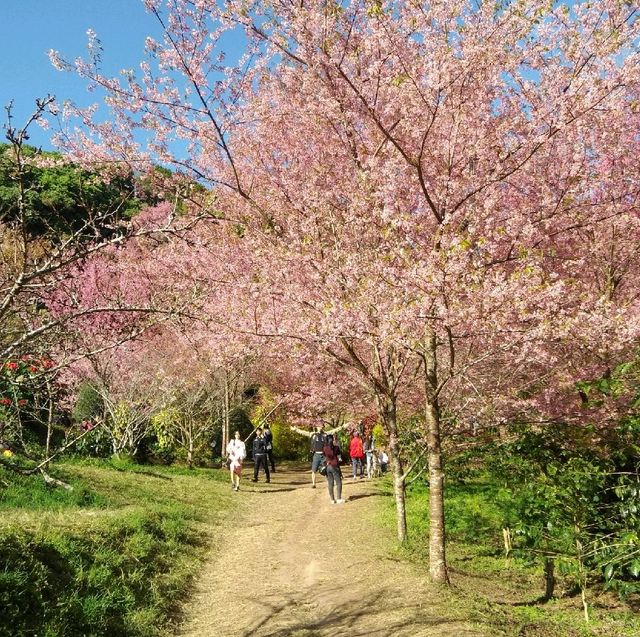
226, 430, 247, 492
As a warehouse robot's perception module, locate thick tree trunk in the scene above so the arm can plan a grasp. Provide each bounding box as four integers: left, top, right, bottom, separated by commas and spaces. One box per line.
378, 395, 407, 543
425, 399, 449, 584
422, 332, 450, 585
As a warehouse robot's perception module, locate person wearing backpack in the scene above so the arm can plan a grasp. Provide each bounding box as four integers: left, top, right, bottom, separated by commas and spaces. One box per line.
323, 434, 344, 504
263, 423, 276, 473
291, 421, 347, 488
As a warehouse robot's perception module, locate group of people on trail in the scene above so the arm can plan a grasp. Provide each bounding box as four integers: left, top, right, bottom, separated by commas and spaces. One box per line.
224, 420, 388, 500
349, 431, 387, 480
291, 422, 389, 504
224, 423, 276, 491
291, 422, 346, 501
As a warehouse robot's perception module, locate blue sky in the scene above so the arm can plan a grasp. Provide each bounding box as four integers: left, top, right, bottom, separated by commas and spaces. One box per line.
0, 1, 182, 150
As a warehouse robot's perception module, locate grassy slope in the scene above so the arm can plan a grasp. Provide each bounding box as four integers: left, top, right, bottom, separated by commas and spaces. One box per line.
3, 462, 639, 637
0, 459, 238, 637
380, 477, 640, 637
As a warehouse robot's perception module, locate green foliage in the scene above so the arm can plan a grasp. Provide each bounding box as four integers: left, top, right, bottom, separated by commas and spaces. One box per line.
396, 475, 507, 561
0, 509, 192, 636
0, 143, 143, 240
372, 423, 386, 447
230, 406, 253, 439
149, 408, 179, 452
0, 355, 60, 453
71, 425, 113, 459
384, 471, 640, 636
271, 419, 308, 460
0, 466, 106, 510
0, 460, 236, 637
71, 382, 104, 424
484, 422, 640, 599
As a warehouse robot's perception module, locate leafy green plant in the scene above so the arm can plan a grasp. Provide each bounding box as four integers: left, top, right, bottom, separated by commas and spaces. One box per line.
487, 422, 640, 618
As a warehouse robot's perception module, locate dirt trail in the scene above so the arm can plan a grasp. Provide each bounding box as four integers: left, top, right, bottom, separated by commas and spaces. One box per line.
176, 465, 484, 637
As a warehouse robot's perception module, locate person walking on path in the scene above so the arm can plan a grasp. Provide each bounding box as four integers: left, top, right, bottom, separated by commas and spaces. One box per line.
263, 423, 276, 473
379, 449, 389, 473
291, 421, 347, 488
363, 433, 375, 480
323, 434, 344, 504
252, 428, 270, 483
349, 431, 365, 480
226, 430, 246, 491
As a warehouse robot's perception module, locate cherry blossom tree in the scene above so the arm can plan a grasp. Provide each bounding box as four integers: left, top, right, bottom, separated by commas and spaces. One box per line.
51, 0, 640, 584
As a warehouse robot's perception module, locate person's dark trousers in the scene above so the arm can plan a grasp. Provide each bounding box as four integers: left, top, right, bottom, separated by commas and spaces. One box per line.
253, 454, 270, 481
326, 465, 342, 501
267, 449, 276, 472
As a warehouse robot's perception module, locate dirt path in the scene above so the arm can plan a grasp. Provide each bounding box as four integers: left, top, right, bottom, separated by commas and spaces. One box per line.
176, 465, 485, 637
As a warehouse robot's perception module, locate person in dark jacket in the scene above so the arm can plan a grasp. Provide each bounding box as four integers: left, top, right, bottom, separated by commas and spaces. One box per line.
323, 434, 344, 504
252, 428, 270, 483
263, 423, 275, 472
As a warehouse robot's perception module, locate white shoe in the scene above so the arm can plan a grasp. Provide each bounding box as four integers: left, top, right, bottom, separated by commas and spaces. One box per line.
335, 499, 345, 504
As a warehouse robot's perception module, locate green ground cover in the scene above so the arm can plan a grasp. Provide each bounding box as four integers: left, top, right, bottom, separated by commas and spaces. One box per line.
382, 477, 640, 637
4, 459, 639, 637
0, 459, 236, 637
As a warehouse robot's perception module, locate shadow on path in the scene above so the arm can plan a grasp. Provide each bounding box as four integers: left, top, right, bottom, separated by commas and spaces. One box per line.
238, 585, 470, 637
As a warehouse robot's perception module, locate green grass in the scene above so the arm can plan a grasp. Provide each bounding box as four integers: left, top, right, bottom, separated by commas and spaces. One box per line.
0, 465, 108, 510
379, 476, 640, 637
0, 459, 238, 637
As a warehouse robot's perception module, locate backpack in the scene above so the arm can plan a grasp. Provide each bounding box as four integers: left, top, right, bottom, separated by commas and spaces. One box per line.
264, 428, 273, 450
310, 432, 326, 453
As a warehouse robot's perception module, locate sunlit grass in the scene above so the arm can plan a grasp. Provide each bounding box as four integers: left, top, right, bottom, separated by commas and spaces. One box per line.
0, 459, 238, 637
379, 474, 640, 637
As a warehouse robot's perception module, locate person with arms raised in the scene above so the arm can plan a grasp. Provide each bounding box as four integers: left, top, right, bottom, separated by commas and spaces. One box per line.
291, 420, 347, 488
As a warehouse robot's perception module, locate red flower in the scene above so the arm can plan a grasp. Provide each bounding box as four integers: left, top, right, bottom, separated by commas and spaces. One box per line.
5, 362, 18, 372
0, 397, 11, 406
43, 359, 54, 369
29, 366, 38, 373
18, 399, 27, 406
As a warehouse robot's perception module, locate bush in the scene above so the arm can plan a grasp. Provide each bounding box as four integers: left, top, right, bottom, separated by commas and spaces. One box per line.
71, 382, 104, 424
272, 420, 308, 460
71, 424, 113, 458
484, 422, 640, 601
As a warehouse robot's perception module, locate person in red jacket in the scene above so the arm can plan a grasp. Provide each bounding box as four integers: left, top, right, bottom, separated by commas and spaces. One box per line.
349, 431, 365, 480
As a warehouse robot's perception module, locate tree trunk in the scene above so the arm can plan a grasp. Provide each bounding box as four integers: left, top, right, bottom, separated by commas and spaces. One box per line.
378, 395, 407, 543
222, 372, 230, 456
44, 386, 54, 472
543, 556, 555, 601
422, 331, 450, 585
